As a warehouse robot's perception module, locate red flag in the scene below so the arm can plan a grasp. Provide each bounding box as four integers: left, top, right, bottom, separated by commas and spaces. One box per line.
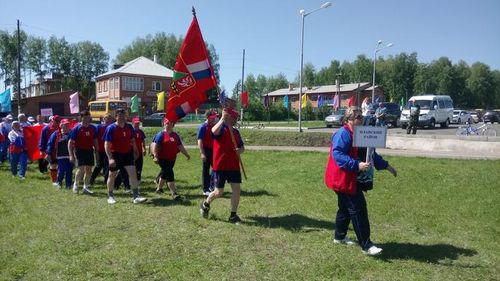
241, 90, 248, 108
167, 12, 218, 122
23, 126, 43, 161
347, 95, 356, 107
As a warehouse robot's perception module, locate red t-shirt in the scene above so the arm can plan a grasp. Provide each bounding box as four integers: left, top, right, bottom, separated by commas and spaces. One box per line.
96, 123, 111, 152
153, 131, 182, 161
69, 124, 97, 150
134, 128, 146, 154
212, 124, 244, 171
104, 123, 134, 153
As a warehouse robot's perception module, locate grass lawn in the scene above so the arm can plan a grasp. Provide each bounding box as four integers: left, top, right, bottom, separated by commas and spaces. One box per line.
0, 151, 499, 280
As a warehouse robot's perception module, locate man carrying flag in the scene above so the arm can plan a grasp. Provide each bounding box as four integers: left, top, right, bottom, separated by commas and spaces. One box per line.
200, 108, 245, 224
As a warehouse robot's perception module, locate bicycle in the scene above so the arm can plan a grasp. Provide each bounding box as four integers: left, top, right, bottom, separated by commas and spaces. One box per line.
253, 123, 265, 129
455, 122, 497, 136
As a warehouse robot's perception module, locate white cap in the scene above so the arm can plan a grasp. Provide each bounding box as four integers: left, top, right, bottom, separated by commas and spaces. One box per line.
6, 114, 13, 120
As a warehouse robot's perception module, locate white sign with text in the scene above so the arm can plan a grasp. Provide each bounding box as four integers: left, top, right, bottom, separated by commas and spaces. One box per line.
40, 108, 53, 117
353, 126, 387, 148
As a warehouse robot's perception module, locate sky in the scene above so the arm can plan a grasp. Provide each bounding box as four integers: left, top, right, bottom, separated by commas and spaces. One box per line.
1, 0, 499, 94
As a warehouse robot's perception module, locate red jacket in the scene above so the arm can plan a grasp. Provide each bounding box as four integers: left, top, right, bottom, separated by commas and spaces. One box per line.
324, 125, 359, 195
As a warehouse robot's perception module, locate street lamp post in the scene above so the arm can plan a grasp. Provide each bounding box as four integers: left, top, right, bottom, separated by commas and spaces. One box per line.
298, 1, 332, 132
371, 40, 394, 102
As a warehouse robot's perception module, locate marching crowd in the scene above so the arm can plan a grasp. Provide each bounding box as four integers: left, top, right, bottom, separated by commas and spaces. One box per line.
1, 106, 399, 255
0, 107, 245, 223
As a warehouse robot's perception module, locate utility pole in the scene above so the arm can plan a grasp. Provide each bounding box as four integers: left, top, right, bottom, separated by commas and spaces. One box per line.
17, 19, 22, 115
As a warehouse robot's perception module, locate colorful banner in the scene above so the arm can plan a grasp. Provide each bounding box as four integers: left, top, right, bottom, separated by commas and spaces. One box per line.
167, 12, 218, 122
0, 88, 11, 112
69, 92, 79, 114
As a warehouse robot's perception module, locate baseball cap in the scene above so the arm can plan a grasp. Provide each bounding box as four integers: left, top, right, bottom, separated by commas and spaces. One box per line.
6, 114, 13, 120
28, 116, 35, 122
51, 115, 61, 122
132, 117, 141, 124
60, 118, 71, 125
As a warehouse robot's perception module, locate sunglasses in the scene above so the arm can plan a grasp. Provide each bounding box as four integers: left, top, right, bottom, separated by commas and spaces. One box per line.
354, 115, 363, 120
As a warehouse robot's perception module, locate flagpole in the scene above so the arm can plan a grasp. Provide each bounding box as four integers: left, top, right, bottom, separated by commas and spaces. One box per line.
240, 49, 245, 126
217, 87, 247, 180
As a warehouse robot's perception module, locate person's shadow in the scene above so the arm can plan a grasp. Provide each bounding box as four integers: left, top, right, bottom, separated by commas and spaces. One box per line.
245, 213, 333, 232
375, 242, 478, 265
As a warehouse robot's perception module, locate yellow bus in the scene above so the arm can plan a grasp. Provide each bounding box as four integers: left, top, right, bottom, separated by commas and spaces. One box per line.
88, 100, 128, 121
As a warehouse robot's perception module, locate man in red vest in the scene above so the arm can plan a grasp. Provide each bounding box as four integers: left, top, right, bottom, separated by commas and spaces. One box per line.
200, 108, 244, 224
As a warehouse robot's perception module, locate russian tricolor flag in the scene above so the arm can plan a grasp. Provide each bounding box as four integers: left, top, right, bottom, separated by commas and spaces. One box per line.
187, 59, 212, 81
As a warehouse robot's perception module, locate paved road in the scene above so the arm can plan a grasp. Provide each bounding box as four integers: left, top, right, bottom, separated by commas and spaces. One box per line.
302, 122, 500, 136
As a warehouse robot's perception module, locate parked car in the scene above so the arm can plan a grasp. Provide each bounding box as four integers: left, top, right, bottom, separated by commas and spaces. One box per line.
325, 108, 346, 128
451, 110, 472, 124
482, 111, 500, 123
370, 102, 401, 127
400, 95, 453, 129
469, 111, 481, 123
143, 112, 165, 127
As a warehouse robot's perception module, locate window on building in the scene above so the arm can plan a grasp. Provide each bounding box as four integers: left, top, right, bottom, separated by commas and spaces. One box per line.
103, 81, 108, 92
152, 81, 162, 91
122, 76, 144, 92
114, 77, 119, 90
98, 82, 101, 93
110, 78, 114, 90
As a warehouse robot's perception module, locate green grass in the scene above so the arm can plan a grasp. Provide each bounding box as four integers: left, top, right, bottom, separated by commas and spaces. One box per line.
1, 152, 499, 280
143, 127, 332, 147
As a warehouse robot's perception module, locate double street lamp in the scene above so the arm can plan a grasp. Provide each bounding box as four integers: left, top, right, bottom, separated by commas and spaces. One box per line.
298, 1, 332, 132
371, 40, 393, 102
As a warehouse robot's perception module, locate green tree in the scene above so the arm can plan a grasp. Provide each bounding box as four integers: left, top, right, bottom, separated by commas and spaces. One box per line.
25, 36, 47, 80
47, 36, 73, 76
0, 29, 27, 91
466, 62, 494, 108
316, 60, 341, 85
266, 73, 289, 92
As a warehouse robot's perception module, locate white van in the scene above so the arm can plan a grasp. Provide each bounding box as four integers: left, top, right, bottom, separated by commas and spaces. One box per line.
400, 95, 454, 129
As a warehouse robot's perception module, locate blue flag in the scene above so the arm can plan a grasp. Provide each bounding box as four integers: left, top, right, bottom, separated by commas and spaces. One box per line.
0, 88, 11, 112
375, 95, 381, 103
263, 95, 269, 108
283, 95, 289, 108
317, 95, 324, 108
218, 90, 227, 107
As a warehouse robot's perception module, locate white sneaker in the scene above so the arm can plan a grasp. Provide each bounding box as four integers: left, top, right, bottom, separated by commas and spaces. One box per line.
203, 191, 211, 196
363, 245, 383, 256
333, 237, 356, 245
53, 183, 62, 189
107, 197, 116, 204
83, 187, 94, 194
124, 188, 132, 194
133, 197, 147, 204
72, 183, 79, 194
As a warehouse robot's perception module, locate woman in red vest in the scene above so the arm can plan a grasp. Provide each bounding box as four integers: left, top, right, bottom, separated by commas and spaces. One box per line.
324, 107, 397, 256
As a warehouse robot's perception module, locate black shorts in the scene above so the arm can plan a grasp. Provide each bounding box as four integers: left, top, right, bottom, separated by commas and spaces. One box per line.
109, 151, 134, 172
158, 159, 175, 182
212, 170, 241, 188
75, 148, 95, 167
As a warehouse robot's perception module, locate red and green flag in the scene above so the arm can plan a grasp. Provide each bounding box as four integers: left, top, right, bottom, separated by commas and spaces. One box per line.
166, 9, 218, 122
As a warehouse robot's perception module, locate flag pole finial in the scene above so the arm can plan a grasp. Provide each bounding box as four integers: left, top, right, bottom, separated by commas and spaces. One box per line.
192, 6, 196, 16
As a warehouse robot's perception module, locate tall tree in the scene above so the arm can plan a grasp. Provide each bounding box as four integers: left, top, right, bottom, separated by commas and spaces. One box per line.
467, 62, 494, 108
25, 36, 47, 80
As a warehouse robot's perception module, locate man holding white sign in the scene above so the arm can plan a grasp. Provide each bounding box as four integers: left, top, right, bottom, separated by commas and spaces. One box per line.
324, 107, 397, 256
